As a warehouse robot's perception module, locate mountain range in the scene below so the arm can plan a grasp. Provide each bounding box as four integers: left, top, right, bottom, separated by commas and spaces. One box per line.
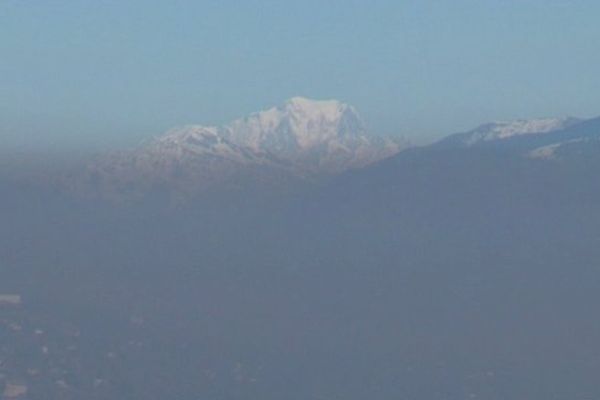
64, 97, 405, 201
42, 98, 600, 203
4, 102, 600, 400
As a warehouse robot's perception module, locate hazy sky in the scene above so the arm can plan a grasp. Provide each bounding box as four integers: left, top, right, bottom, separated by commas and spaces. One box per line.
1, 0, 599, 151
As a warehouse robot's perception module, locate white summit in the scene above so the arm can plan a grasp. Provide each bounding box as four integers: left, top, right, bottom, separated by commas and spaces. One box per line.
226, 97, 364, 154
450, 117, 581, 146
73, 97, 407, 199
162, 96, 405, 172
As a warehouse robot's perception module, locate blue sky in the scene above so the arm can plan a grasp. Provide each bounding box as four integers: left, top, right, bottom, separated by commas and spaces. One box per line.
1, 0, 599, 152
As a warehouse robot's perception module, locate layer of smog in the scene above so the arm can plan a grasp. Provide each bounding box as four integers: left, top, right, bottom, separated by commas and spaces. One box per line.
2, 2, 600, 399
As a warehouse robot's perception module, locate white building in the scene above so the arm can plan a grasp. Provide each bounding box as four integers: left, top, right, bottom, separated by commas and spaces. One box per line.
0, 295, 22, 306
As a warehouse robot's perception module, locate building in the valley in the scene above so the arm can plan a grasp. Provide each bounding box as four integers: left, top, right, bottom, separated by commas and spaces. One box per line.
0, 295, 22, 306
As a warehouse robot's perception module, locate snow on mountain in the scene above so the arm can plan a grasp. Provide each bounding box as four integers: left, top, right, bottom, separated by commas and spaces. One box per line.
132, 97, 403, 172
143, 97, 406, 174
528, 136, 600, 160
442, 117, 582, 147
147, 125, 279, 166
68, 126, 291, 202
69, 97, 406, 201
225, 97, 365, 153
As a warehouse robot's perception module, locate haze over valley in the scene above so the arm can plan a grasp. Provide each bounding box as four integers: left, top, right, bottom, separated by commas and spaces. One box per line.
3, 1, 600, 399
3, 99, 600, 399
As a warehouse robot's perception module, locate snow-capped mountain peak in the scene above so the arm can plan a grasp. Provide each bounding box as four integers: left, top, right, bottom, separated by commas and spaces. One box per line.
443, 116, 582, 147
143, 95, 376, 166
71, 97, 407, 201
470, 117, 580, 143
224, 97, 367, 156
199, 97, 405, 172
155, 126, 223, 153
